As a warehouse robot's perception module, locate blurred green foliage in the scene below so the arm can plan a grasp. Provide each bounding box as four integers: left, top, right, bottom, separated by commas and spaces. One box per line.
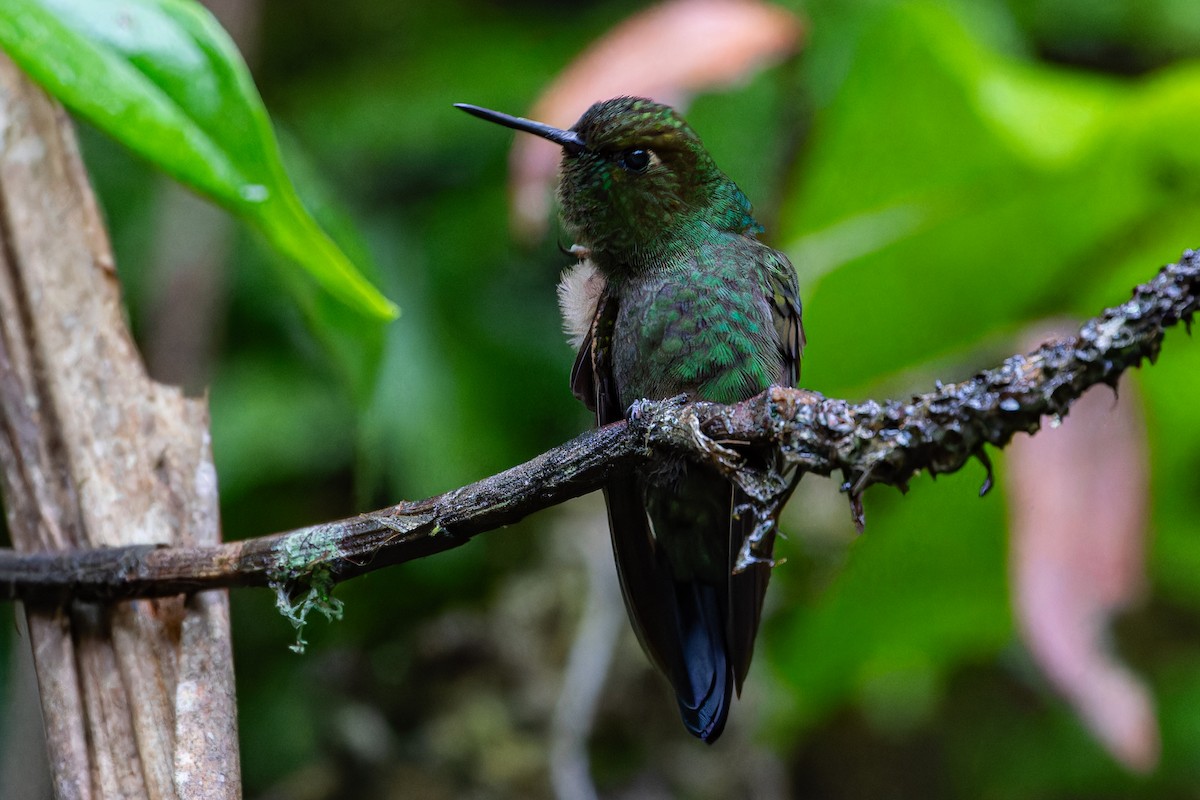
4, 0, 1200, 797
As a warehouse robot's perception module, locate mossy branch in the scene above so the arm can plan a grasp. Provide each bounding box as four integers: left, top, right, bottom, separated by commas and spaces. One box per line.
0, 248, 1196, 605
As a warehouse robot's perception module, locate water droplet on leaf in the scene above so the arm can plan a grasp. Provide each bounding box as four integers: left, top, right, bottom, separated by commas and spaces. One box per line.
240, 183, 269, 202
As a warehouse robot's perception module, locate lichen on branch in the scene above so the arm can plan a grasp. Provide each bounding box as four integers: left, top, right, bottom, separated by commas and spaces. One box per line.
268, 527, 347, 653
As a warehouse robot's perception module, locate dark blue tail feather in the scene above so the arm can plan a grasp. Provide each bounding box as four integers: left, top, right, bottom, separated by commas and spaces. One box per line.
674, 581, 733, 742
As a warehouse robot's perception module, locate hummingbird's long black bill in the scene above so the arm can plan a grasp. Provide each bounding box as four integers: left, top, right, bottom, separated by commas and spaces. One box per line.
455, 103, 585, 154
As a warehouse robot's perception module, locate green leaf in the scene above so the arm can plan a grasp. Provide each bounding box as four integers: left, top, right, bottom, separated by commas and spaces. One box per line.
0, 0, 397, 321
778, 3, 1137, 394
270, 129, 388, 405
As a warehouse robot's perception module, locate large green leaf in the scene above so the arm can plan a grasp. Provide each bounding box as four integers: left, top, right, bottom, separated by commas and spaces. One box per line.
0, 0, 397, 321
777, 3, 1200, 396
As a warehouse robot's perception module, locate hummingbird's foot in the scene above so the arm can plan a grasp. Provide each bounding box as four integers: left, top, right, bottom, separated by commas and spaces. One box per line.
681, 408, 742, 472
626, 394, 687, 422
734, 517, 781, 573
627, 398, 651, 422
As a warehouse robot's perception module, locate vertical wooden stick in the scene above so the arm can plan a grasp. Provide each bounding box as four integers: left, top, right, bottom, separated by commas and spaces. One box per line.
0, 54, 240, 798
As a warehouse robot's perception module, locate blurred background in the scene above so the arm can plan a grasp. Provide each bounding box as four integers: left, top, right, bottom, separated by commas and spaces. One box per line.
6, 0, 1200, 796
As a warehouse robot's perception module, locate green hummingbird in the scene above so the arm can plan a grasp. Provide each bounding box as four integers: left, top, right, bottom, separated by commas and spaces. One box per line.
457, 97, 804, 742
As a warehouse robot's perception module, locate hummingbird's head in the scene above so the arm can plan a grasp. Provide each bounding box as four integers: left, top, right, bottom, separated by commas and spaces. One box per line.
457, 97, 759, 275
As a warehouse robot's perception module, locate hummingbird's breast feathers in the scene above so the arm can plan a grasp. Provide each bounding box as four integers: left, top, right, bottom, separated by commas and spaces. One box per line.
610, 232, 789, 406
557, 257, 605, 351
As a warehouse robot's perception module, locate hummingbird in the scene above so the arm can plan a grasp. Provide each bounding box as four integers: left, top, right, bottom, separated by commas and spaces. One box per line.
457, 97, 803, 742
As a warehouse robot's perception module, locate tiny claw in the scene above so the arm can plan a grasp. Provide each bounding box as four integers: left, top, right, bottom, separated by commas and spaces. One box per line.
734, 522, 780, 573
732, 501, 755, 519
627, 398, 652, 422
734, 548, 777, 574
629, 394, 687, 421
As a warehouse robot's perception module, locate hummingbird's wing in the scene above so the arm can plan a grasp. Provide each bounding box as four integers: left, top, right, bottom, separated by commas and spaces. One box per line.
767, 249, 805, 386
569, 330, 597, 412
728, 245, 805, 692
571, 286, 731, 740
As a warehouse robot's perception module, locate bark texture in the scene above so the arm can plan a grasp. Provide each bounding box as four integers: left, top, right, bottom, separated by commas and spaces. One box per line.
0, 55, 240, 799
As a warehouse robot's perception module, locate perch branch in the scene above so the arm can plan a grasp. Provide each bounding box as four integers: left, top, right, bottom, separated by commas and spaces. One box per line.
0, 248, 1196, 603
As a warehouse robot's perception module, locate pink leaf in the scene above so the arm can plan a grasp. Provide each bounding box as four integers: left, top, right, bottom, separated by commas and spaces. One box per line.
1007, 323, 1158, 772
507, 0, 804, 240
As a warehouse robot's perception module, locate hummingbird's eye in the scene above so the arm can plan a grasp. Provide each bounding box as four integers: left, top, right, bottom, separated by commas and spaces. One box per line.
620, 148, 651, 173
